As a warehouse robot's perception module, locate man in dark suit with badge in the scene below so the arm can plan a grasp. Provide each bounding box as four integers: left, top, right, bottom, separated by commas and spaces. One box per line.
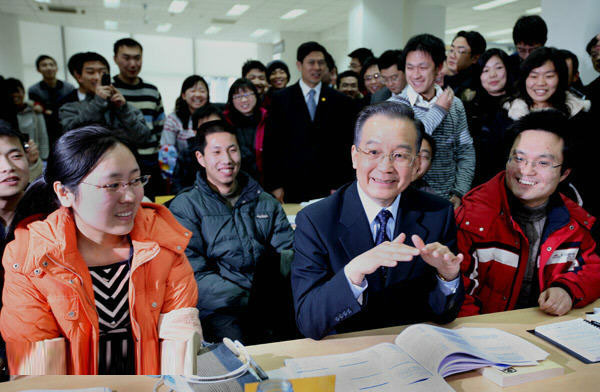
292, 102, 465, 340
263, 41, 356, 203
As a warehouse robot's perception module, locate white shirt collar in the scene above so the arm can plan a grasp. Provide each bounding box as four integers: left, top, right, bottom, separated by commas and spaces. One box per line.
77, 89, 87, 101
299, 78, 322, 100
356, 181, 401, 227
405, 84, 443, 108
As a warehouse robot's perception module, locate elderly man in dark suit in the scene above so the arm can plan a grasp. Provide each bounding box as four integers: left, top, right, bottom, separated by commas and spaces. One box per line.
292, 102, 465, 340
263, 41, 356, 203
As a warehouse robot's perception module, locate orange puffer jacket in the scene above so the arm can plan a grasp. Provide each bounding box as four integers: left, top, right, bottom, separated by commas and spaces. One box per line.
0, 203, 198, 375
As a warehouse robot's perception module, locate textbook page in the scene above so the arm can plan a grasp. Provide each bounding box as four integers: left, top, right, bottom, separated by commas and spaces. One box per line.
394, 325, 548, 377
284, 343, 453, 392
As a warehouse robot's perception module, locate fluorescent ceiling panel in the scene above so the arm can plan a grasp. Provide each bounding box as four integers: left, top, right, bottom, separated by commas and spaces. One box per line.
104, 20, 118, 30
281, 9, 307, 20
204, 26, 222, 35
168, 0, 188, 14
445, 24, 479, 35
226, 4, 250, 16
250, 29, 269, 38
156, 23, 172, 32
103, 0, 120, 9
473, 0, 519, 11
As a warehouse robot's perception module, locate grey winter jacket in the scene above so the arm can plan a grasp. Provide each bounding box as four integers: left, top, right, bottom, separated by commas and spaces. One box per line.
169, 171, 294, 318
59, 94, 149, 143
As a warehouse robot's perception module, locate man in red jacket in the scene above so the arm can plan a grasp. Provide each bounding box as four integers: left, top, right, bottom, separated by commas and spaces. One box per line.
457, 110, 600, 317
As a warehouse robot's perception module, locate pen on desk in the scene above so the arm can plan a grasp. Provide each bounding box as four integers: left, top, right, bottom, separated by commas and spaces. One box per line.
234, 339, 269, 381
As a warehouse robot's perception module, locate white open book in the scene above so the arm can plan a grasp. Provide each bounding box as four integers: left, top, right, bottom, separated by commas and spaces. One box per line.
284, 324, 549, 391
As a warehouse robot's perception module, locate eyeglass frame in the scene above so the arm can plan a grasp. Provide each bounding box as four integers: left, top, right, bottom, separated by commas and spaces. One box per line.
446, 47, 471, 56
364, 73, 381, 81
355, 146, 416, 167
507, 155, 562, 171
232, 92, 256, 101
80, 174, 151, 193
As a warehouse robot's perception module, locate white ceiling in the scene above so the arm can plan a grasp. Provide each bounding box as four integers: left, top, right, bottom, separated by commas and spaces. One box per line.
0, 0, 541, 45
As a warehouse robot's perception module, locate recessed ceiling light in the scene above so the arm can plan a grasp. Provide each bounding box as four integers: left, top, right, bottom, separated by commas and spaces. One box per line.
156, 23, 172, 33
226, 4, 250, 16
250, 29, 269, 38
168, 0, 188, 14
34, 0, 51, 3
525, 7, 542, 14
486, 28, 512, 37
445, 25, 479, 35
204, 26, 222, 35
281, 9, 307, 20
473, 0, 519, 11
103, 0, 120, 9
104, 20, 118, 30
495, 39, 513, 44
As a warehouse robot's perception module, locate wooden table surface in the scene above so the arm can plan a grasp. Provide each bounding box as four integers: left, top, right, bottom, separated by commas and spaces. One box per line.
3, 301, 598, 391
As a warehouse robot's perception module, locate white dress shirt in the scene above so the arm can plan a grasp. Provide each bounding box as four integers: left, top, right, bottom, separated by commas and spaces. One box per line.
405, 83, 443, 109
299, 78, 322, 108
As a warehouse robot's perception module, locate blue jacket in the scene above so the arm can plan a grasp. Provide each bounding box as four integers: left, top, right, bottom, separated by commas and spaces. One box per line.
292, 182, 464, 340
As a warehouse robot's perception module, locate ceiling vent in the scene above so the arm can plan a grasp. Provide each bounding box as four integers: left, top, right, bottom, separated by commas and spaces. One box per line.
45, 5, 80, 14
210, 18, 236, 25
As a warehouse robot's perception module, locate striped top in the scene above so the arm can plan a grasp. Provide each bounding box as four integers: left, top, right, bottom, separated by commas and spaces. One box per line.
389, 85, 475, 199
89, 255, 136, 374
112, 76, 165, 154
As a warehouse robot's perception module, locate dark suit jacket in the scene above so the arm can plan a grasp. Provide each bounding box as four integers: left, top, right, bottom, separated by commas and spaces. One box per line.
291, 182, 465, 340
370, 87, 392, 104
263, 82, 356, 202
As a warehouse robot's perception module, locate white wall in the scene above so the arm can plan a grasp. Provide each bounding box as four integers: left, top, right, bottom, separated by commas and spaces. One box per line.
0, 13, 24, 81
19, 21, 62, 92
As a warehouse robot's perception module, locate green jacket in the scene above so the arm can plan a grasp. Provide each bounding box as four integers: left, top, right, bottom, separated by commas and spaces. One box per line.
169, 171, 294, 318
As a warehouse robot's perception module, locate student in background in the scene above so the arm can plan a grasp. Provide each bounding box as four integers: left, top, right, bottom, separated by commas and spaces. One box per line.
169, 120, 294, 344
508, 15, 548, 78
464, 48, 514, 186
223, 79, 267, 183
27, 54, 75, 149
242, 60, 269, 100
112, 37, 166, 200
266, 60, 290, 91
348, 47, 375, 74
0, 125, 199, 375
457, 111, 600, 317
412, 130, 436, 195
159, 75, 210, 180
372, 50, 406, 104
359, 57, 384, 100
444, 30, 486, 101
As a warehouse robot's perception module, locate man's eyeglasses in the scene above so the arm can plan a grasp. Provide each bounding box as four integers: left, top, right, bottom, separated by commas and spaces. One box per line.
381, 74, 400, 84
80, 175, 151, 193
233, 92, 255, 101
507, 155, 561, 171
364, 73, 381, 81
447, 47, 470, 56
356, 146, 415, 167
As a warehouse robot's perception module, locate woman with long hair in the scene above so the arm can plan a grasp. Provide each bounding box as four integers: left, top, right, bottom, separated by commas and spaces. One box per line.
159, 75, 210, 178
223, 78, 267, 182
464, 48, 515, 185
0, 125, 200, 375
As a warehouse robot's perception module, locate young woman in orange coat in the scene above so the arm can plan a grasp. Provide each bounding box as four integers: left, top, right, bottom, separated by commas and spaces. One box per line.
0, 125, 200, 375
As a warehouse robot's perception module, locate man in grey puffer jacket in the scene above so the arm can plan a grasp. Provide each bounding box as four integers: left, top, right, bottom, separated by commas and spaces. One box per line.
169, 120, 294, 344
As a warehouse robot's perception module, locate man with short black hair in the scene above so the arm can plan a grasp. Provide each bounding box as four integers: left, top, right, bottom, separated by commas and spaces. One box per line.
508, 15, 548, 77
27, 55, 75, 149
457, 110, 600, 317
322, 51, 337, 88
444, 31, 486, 100
59, 52, 149, 144
337, 70, 362, 100
584, 33, 600, 120
558, 49, 586, 99
371, 50, 406, 103
169, 120, 294, 344
242, 60, 268, 98
292, 102, 464, 340
264, 41, 356, 203
348, 47, 375, 74
112, 37, 165, 198
390, 34, 475, 208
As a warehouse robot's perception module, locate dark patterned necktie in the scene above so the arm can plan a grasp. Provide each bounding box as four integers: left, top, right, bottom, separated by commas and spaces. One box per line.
374, 209, 392, 245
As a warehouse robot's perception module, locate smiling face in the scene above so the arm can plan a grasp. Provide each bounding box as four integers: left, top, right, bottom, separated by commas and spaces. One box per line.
405, 50, 439, 100
232, 87, 257, 116
114, 45, 142, 82
380, 64, 406, 95
182, 81, 209, 113
339, 75, 360, 98
351, 114, 419, 207
363, 64, 383, 94
526, 60, 559, 108
505, 130, 569, 208
38, 58, 58, 80
75, 61, 108, 95
481, 55, 507, 96
245, 68, 268, 95
64, 143, 143, 240
0, 135, 29, 200
415, 137, 432, 180
297, 51, 326, 88
196, 132, 241, 194
269, 68, 288, 89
